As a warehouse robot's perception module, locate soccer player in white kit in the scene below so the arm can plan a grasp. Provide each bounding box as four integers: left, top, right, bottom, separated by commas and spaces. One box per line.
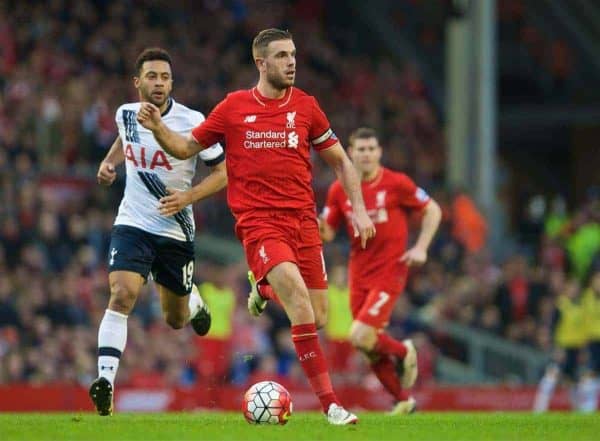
90, 48, 227, 416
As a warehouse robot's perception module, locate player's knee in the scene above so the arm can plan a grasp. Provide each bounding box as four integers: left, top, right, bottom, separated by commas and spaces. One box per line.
108, 283, 137, 314
164, 312, 187, 329
350, 327, 376, 352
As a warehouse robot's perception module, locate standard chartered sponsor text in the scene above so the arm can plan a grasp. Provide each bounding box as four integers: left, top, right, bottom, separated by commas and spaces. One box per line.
245, 130, 288, 149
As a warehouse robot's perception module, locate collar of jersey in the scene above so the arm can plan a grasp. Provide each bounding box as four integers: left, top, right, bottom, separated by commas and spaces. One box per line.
363, 167, 384, 187
161, 98, 174, 116
251, 87, 293, 108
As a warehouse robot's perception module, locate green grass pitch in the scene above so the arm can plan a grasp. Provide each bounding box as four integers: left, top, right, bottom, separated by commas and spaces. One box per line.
1, 412, 599, 441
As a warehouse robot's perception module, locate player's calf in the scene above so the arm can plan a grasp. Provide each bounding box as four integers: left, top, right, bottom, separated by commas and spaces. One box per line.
164, 312, 188, 329
397, 339, 418, 388
349, 321, 378, 353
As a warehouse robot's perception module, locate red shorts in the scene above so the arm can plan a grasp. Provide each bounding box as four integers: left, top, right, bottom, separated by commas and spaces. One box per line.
235, 210, 328, 290
349, 277, 407, 329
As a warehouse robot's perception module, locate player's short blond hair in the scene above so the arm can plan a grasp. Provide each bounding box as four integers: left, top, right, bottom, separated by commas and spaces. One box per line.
252, 28, 293, 59
348, 127, 379, 148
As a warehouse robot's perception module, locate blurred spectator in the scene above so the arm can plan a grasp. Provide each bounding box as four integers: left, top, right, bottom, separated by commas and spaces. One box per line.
323, 265, 354, 382
450, 190, 488, 254
194, 263, 236, 383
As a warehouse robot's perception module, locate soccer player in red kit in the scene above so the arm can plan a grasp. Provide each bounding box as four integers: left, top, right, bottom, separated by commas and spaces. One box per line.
320, 127, 442, 414
136, 29, 375, 425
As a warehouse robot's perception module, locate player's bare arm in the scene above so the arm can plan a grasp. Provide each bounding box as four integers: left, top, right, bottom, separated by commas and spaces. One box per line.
401, 199, 442, 266
159, 160, 228, 216
97, 137, 124, 186
136, 102, 204, 159
319, 142, 376, 248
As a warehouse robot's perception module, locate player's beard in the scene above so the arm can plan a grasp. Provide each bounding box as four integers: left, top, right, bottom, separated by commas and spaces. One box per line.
141, 88, 169, 109
267, 70, 294, 91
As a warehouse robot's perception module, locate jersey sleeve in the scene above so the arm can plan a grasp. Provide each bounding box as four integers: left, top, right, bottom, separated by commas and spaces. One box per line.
309, 97, 338, 151
199, 143, 225, 166
114, 105, 128, 144
191, 97, 228, 149
189, 110, 225, 166
114, 105, 124, 131
321, 183, 344, 230
394, 173, 431, 210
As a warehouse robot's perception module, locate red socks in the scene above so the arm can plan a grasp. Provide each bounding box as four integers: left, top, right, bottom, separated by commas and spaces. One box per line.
370, 354, 410, 402
258, 284, 282, 307
291, 323, 339, 413
375, 333, 407, 359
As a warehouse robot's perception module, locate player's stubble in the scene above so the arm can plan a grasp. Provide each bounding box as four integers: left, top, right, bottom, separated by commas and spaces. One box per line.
139, 84, 169, 109
266, 64, 295, 91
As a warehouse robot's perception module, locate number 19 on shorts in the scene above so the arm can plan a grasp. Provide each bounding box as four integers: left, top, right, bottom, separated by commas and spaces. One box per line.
182, 261, 194, 292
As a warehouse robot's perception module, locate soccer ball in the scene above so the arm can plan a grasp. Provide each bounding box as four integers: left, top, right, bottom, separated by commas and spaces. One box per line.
242, 381, 293, 425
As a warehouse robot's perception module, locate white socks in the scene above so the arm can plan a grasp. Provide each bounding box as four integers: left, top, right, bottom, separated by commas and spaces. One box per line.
533, 372, 557, 412
97, 309, 128, 386
188, 284, 203, 321
577, 377, 599, 412
97, 290, 201, 386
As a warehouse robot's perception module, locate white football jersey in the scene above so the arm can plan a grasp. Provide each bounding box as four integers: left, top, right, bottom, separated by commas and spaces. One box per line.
114, 98, 224, 241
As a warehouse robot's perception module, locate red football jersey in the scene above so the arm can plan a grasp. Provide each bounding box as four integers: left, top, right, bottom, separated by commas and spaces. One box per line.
323, 167, 430, 290
191, 87, 338, 218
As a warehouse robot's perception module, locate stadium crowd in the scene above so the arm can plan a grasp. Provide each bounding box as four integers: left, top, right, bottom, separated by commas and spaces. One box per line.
1, 0, 599, 389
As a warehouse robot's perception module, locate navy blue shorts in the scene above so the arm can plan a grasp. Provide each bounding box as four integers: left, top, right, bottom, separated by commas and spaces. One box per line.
560, 348, 580, 381
589, 342, 600, 374
108, 225, 194, 295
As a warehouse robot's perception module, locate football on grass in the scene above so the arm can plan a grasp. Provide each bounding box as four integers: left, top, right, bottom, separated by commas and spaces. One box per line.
242, 381, 292, 425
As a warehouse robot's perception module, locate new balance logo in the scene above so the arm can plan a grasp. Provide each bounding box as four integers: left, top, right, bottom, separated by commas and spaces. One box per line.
244, 115, 257, 123
109, 248, 118, 266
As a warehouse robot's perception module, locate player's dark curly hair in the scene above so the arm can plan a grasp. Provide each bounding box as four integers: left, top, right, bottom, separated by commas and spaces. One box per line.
252, 28, 293, 59
135, 48, 172, 75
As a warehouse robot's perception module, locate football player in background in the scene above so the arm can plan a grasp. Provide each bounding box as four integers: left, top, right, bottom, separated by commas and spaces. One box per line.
579, 269, 600, 412
320, 127, 441, 414
90, 48, 227, 416
533, 277, 586, 412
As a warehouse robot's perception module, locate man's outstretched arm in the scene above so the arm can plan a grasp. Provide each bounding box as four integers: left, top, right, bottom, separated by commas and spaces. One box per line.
319, 142, 376, 248
159, 161, 228, 216
136, 102, 204, 159
97, 136, 124, 186
401, 199, 442, 266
